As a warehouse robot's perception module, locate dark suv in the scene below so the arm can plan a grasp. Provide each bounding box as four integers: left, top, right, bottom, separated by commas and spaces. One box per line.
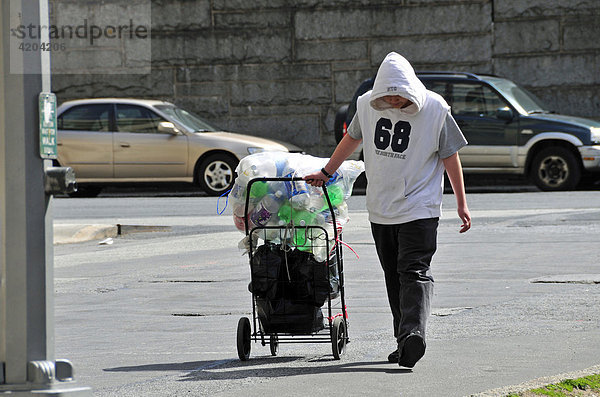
334, 72, 600, 191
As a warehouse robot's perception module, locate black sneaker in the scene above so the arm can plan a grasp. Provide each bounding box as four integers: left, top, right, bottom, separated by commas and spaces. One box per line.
387, 349, 399, 363
398, 333, 426, 368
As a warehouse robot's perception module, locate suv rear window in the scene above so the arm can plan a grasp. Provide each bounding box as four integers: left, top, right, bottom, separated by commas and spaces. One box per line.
451, 84, 505, 117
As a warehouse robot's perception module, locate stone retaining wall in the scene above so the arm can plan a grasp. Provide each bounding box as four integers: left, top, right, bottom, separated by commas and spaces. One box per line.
51, 0, 600, 155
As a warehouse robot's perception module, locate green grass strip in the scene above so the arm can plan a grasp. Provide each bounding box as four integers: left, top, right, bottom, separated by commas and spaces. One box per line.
507, 374, 600, 396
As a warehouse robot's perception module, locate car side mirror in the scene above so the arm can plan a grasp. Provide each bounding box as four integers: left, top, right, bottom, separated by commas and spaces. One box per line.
158, 121, 179, 134
496, 107, 514, 122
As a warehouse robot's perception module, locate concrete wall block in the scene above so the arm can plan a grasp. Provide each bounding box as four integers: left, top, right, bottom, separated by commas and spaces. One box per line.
295, 3, 491, 40
173, 96, 230, 118
51, 0, 150, 48
53, 0, 150, 27
51, 49, 124, 72
296, 40, 368, 62
51, 68, 174, 100
212, 0, 289, 10
494, 20, 559, 55
229, 104, 322, 117
494, 54, 600, 87
334, 70, 376, 103
151, 0, 211, 31
415, 61, 493, 74
176, 63, 331, 83
332, 60, 373, 71
214, 0, 401, 8
529, 86, 600, 119
563, 17, 600, 51
214, 10, 290, 29
372, 34, 492, 64
123, 36, 152, 69
495, 0, 600, 18
152, 33, 291, 65
225, 115, 320, 148
175, 82, 228, 97
231, 81, 331, 106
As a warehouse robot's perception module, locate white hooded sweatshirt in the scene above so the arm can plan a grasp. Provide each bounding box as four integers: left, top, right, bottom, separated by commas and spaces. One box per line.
348, 52, 465, 224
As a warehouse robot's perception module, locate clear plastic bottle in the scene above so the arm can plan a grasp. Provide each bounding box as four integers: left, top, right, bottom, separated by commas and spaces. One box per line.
286, 178, 310, 210
281, 166, 310, 210
249, 191, 284, 227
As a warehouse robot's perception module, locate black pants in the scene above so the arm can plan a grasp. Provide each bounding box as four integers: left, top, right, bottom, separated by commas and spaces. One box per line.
371, 218, 438, 346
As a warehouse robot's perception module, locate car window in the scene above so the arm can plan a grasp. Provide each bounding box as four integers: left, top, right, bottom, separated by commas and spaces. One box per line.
154, 104, 219, 132
58, 104, 111, 131
490, 79, 549, 114
116, 104, 165, 134
451, 83, 505, 117
422, 80, 449, 104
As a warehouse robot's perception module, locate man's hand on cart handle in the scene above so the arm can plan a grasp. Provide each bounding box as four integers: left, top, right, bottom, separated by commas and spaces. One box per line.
304, 168, 330, 187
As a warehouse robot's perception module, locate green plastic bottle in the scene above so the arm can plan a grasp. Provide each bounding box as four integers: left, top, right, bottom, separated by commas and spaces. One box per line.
277, 202, 292, 224
294, 229, 312, 252
249, 181, 268, 199
322, 184, 344, 210
292, 210, 315, 226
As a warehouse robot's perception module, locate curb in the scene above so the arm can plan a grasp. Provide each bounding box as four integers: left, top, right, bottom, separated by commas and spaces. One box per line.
54, 224, 171, 245
471, 364, 600, 396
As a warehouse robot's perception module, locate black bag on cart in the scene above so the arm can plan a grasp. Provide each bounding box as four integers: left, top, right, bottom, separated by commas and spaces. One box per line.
250, 243, 340, 334
255, 297, 324, 334
288, 249, 340, 306
248, 243, 281, 300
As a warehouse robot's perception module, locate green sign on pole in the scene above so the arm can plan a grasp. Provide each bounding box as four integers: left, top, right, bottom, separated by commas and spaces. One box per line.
39, 92, 57, 159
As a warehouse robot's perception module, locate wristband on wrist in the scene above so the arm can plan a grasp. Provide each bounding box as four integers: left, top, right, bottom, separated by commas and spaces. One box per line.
321, 167, 333, 178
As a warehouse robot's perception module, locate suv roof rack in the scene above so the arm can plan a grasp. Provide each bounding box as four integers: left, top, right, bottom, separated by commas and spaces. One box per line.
416, 71, 500, 80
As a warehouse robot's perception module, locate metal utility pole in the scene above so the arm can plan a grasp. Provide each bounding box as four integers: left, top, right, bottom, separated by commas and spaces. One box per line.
1, 0, 89, 395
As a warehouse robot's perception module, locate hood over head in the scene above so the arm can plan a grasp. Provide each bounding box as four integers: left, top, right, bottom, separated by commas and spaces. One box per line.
369, 52, 427, 115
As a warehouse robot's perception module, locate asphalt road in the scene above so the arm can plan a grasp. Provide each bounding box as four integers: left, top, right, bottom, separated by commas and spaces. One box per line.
52, 191, 600, 396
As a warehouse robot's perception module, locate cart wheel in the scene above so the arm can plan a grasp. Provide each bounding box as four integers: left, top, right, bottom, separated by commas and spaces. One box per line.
237, 317, 251, 361
331, 317, 347, 360
269, 334, 279, 356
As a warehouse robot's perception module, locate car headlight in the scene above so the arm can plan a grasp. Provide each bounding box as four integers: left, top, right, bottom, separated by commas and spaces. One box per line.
591, 127, 600, 144
247, 147, 266, 154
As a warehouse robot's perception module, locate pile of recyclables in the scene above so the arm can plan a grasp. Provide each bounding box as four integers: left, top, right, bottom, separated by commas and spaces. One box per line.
229, 152, 365, 261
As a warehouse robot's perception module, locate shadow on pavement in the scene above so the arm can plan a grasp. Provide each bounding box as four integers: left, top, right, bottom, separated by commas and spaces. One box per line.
103, 356, 413, 380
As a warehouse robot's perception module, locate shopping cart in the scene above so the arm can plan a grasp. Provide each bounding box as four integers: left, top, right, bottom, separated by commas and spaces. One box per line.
236, 177, 349, 360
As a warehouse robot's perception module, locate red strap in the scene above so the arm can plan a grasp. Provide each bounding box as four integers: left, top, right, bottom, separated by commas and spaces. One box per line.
330, 237, 359, 259
326, 305, 349, 321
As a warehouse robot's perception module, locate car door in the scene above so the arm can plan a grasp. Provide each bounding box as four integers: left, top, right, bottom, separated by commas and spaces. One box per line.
113, 104, 189, 179
449, 83, 519, 168
57, 103, 114, 178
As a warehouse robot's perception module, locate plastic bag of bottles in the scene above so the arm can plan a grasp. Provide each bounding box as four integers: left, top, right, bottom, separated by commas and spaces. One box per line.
229, 152, 364, 261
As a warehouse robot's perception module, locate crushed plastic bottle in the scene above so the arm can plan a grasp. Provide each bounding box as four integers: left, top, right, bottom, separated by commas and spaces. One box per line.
249, 191, 284, 227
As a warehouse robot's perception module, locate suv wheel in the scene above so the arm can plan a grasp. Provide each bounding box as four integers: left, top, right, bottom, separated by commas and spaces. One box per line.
196, 154, 238, 196
530, 146, 581, 191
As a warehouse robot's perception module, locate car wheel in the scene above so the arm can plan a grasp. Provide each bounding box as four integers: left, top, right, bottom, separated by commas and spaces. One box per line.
334, 105, 349, 144
196, 154, 238, 196
530, 146, 581, 191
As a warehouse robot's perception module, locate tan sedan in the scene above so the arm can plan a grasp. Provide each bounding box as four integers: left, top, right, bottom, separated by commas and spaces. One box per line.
56, 98, 302, 196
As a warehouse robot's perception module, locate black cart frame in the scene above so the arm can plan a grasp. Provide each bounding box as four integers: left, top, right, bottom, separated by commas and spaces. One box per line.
236, 177, 349, 360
